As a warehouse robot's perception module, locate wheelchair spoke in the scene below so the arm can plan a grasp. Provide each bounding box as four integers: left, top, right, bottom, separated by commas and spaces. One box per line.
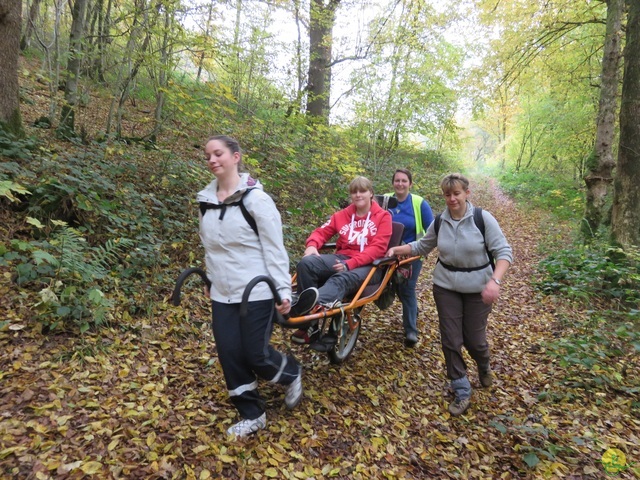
327, 309, 361, 364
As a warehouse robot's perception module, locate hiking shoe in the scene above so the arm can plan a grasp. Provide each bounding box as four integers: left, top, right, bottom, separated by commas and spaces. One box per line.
479, 369, 494, 388
448, 398, 470, 417
289, 287, 319, 317
285, 368, 303, 409
404, 331, 418, 347
226, 413, 266, 437
307, 300, 342, 315
290, 324, 320, 344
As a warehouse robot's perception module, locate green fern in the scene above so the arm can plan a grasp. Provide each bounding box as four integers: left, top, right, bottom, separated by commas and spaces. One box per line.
89, 237, 134, 274
26, 221, 134, 331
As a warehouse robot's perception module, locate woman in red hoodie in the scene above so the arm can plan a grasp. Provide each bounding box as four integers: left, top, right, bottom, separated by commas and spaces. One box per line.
290, 176, 392, 343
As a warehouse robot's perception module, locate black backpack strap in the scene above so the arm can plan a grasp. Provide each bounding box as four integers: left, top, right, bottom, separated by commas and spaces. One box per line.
473, 207, 494, 271
473, 207, 485, 235
434, 208, 495, 271
238, 190, 258, 237
198, 189, 259, 237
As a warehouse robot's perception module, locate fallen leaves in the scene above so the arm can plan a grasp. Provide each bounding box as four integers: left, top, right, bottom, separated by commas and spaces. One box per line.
1, 179, 639, 479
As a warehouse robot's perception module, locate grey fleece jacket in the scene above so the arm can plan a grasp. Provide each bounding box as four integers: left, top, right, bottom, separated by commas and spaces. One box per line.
410, 201, 513, 293
197, 173, 292, 304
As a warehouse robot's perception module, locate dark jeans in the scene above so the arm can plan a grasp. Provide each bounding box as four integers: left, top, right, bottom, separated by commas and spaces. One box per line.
432, 284, 492, 381
395, 258, 423, 336
296, 253, 380, 304
211, 299, 299, 419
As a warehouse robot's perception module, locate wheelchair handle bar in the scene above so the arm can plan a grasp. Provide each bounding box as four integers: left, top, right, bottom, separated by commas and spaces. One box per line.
239, 275, 282, 319
171, 267, 211, 306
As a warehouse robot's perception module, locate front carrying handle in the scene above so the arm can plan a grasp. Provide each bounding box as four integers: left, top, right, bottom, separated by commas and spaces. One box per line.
171, 267, 211, 306
240, 275, 290, 326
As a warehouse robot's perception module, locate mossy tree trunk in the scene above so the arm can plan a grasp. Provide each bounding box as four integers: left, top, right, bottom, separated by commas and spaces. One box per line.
582, 0, 623, 240
611, 0, 640, 249
0, 0, 24, 137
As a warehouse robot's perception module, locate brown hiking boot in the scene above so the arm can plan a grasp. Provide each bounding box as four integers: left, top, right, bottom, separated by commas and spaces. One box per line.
448, 397, 470, 417
479, 369, 494, 388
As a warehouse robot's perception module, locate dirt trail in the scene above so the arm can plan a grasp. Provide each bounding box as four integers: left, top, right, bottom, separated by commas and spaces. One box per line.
1, 176, 638, 479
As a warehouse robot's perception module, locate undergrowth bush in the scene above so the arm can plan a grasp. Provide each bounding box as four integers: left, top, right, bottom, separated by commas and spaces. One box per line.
0, 134, 206, 331
535, 240, 640, 311
534, 239, 640, 394
3, 219, 132, 332
498, 170, 583, 220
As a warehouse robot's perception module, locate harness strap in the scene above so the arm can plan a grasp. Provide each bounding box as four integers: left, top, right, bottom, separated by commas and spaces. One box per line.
434, 206, 494, 271
199, 190, 259, 236
437, 259, 492, 272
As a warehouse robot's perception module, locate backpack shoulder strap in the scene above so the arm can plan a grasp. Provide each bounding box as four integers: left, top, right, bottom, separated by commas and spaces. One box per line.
473, 207, 494, 270
434, 213, 442, 236
473, 207, 485, 236
239, 189, 259, 237
199, 189, 259, 237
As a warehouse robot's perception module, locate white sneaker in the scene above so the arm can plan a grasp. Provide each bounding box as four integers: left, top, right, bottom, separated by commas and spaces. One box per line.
285, 368, 303, 409
226, 413, 266, 437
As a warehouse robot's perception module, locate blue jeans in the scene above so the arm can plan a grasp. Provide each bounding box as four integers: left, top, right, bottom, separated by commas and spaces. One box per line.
395, 258, 423, 336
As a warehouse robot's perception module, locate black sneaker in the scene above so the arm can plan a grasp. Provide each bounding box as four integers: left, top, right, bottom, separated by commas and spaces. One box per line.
404, 331, 418, 347
289, 288, 319, 317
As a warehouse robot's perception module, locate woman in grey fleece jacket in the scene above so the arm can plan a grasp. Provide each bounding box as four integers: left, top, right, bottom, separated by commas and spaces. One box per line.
387, 173, 512, 417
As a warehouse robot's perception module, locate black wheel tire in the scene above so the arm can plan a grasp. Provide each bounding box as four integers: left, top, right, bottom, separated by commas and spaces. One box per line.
327, 310, 361, 364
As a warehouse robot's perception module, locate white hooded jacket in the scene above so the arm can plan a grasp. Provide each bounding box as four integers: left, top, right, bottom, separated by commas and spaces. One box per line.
197, 173, 292, 304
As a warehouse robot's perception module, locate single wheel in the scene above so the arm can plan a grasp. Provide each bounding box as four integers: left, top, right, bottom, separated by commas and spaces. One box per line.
327, 308, 361, 364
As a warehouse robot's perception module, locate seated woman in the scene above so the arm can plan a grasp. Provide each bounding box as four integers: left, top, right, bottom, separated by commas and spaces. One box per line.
290, 176, 392, 344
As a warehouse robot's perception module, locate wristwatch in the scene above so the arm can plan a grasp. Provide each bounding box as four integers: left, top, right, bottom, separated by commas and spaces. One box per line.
491, 277, 501, 285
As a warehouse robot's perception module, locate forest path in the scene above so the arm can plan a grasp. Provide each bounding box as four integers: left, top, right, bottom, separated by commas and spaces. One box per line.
1, 176, 638, 479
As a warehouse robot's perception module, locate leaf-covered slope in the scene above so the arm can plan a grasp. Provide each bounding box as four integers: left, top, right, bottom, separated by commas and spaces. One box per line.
1, 178, 639, 479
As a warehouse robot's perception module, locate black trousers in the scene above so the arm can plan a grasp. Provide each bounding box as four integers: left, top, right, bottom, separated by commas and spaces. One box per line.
211, 299, 300, 419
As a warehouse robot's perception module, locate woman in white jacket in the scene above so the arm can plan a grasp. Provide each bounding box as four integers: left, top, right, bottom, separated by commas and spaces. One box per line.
198, 135, 302, 437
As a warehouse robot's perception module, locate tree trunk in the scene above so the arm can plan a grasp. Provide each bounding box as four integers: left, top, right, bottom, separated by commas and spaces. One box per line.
306, 0, 340, 123
0, 0, 24, 137
195, 1, 214, 83
285, 0, 305, 116
582, 0, 623, 240
611, 0, 640, 248
106, 0, 158, 137
93, 0, 110, 84
231, 0, 243, 99
151, 4, 173, 142
59, 0, 89, 136
20, 0, 43, 51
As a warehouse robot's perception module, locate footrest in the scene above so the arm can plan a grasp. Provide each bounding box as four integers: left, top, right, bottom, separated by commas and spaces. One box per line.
309, 335, 337, 352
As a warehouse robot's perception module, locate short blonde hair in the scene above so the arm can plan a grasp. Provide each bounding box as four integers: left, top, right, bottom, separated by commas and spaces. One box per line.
440, 173, 470, 193
349, 176, 374, 195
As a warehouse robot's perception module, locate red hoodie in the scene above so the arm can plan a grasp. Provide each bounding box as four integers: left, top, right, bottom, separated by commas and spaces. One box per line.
305, 201, 392, 271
